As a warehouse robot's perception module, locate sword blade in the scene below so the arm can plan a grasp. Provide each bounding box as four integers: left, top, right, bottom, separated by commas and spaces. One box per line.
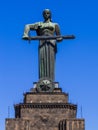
22, 35, 75, 40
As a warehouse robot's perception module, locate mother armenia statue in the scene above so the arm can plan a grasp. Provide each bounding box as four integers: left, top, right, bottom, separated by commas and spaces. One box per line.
22, 9, 62, 82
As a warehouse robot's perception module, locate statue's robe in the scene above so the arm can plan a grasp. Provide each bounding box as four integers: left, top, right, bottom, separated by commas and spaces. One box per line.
23, 21, 61, 81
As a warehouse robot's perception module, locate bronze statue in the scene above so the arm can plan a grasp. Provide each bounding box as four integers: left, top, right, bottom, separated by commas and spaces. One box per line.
23, 9, 63, 81
22, 9, 75, 83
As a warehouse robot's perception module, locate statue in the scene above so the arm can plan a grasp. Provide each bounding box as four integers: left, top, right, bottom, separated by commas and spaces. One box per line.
22, 9, 75, 87
23, 9, 63, 81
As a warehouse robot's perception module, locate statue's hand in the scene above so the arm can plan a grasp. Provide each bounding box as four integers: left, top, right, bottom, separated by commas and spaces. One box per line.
22, 34, 29, 40
57, 37, 63, 42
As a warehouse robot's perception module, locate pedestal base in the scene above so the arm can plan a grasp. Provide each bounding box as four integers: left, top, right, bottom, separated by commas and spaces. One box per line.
6, 82, 85, 130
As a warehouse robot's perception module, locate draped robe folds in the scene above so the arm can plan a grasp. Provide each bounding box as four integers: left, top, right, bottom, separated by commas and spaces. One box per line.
39, 39, 56, 81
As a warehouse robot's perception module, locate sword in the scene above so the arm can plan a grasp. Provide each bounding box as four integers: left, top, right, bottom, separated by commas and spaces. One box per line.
22, 35, 75, 41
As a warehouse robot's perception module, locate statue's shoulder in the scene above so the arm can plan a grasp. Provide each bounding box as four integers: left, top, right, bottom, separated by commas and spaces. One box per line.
34, 21, 43, 25
49, 22, 59, 26
54, 22, 59, 26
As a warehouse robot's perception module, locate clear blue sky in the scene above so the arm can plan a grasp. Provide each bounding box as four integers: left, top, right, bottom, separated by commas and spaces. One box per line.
0, 0, 98, 130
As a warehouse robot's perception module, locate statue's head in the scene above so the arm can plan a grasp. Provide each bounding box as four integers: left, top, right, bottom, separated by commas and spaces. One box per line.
42, 9, 52, 21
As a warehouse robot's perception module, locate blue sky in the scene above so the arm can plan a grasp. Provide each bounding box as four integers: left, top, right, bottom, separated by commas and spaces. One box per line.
0, 0, 98, 130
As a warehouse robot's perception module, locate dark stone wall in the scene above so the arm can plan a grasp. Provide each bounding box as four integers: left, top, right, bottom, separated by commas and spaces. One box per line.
6, 118, 85, 130
59, 119, 85, 130
24, 92, 68, 103
20, 107, 76, 119
6, 118, 59, 130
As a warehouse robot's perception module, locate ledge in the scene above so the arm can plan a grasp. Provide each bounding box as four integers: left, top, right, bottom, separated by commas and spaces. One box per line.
14, 103, 77, 110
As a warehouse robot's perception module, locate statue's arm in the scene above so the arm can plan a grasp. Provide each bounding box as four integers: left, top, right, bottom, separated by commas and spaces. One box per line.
55, 24, 62, 42
25, 22, 40, 30
55, 24, 61, 35
23, 22, 40, 38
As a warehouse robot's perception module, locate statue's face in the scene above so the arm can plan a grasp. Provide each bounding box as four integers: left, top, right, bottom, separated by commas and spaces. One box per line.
43, 9, 51, 20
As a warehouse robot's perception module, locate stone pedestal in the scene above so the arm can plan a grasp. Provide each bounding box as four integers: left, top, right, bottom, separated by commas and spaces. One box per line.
6, 83, 85, 130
